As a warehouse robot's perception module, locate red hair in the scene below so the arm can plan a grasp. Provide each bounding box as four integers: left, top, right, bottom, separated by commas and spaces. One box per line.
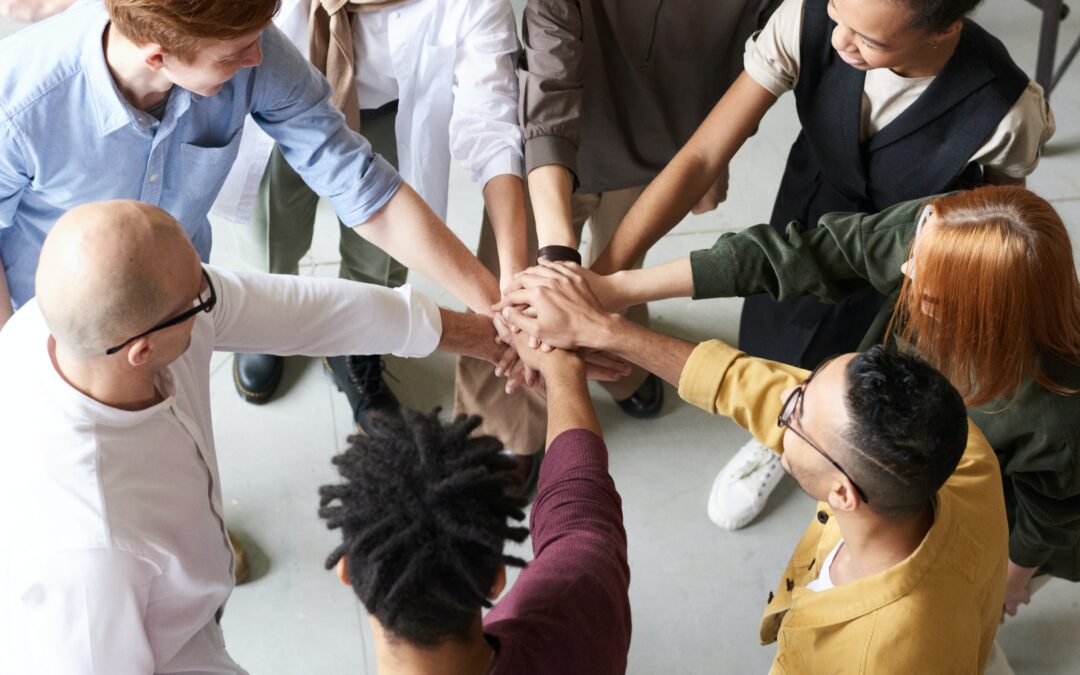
105, 0, 280, 61
887, 186, 1080, 407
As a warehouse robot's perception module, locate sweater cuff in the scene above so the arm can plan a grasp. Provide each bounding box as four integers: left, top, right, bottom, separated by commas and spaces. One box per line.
690, 240, 740, 300
1009, 530, 1054, 570
525, 135, 579, 188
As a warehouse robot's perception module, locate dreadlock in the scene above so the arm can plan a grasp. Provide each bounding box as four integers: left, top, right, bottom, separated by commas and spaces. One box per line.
318, 408, 529, 646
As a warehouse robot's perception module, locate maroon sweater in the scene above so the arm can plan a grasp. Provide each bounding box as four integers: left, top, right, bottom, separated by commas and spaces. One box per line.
484, 429, 631, 674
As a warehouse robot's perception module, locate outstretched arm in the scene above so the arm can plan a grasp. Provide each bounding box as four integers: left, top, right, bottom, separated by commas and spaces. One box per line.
591, 72, 777, 274
355, 184, 501, 315
518, 0, 585, 251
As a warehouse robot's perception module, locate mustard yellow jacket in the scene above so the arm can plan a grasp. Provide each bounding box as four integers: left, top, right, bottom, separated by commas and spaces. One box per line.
679, 340, 1008, 674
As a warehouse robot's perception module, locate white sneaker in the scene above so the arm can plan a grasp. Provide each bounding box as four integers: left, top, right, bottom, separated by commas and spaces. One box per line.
707, 438, 785, 530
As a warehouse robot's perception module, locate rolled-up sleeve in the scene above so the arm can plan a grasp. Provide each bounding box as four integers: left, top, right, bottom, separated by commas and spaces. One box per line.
207, 265, 441, 359
743, 0, 803, 97
678, 339, 807, 452
249, 26, 403, 227
449, 1, 524, 187
519, 0, 584, 182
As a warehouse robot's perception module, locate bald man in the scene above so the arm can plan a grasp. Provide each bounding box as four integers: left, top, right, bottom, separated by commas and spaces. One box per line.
0, 200, 504, 674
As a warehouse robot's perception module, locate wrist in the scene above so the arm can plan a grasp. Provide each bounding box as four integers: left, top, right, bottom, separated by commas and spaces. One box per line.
537, 245, 582, 265
541, 352, 587, 384
592, 312, 628, 355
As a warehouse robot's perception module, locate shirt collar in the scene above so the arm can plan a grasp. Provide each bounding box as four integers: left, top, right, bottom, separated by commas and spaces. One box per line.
81, 9, 194, 137
780, 493, 954, 627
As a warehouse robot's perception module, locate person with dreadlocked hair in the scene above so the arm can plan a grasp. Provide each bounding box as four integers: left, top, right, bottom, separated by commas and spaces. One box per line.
319, 332, 631, 674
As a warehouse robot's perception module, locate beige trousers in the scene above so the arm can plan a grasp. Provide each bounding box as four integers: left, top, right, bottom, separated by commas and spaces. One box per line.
453, 185, 650, 455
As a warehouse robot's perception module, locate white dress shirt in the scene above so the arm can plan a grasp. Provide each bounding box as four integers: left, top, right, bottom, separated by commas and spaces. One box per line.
0, 265, 441, 674
213, 0, 524, 224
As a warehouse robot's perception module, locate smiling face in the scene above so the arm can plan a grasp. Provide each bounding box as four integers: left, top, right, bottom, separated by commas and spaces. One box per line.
827, 0, 959, 76
153, 29, 264, 97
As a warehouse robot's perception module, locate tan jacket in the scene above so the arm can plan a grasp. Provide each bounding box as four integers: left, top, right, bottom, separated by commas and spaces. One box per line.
679, 340, 1008, 674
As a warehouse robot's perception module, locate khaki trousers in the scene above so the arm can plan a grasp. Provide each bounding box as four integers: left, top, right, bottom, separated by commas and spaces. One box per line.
236, 110, 407, 287
454, 185, 651, 455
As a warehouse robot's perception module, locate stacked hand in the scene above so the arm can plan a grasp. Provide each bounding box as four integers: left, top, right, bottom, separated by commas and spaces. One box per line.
488, 261, 629, 395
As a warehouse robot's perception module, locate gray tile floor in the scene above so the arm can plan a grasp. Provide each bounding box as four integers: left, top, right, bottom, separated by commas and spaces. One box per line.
4, 1, 1080, 672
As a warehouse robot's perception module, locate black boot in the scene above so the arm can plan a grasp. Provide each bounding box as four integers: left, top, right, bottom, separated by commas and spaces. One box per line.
323, 355, 400, 432
233, 353, 284, 404
614, 373, 664, 419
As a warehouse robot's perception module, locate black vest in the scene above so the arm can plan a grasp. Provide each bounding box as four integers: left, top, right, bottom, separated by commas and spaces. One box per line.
769, 0, 1030, 230
740, 2, 1030, 367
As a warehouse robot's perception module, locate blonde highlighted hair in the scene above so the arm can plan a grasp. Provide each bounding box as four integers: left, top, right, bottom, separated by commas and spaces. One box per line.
887, 186, 1080, 407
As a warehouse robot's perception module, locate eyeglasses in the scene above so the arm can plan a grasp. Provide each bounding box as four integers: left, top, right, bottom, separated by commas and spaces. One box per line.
777, 356, 871, 504
105, 269, 216, 355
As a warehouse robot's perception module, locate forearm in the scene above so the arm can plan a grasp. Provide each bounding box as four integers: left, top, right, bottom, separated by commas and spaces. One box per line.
541, 356, 600, 447
592, 315, 696, 389
483, 174, 530, 283
0, 270, 13, 329
355, 184, 500, 313
527, 164, 576, 249
592, 73, 777, 274
436, 308, 501, 364
606, 258, 694, 310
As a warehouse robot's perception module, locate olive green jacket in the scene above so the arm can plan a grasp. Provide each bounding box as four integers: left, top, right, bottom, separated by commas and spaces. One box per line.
690, 197, 1080, 579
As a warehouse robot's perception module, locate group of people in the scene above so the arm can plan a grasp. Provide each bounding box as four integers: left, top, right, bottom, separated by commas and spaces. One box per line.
0, 0, 1074, 673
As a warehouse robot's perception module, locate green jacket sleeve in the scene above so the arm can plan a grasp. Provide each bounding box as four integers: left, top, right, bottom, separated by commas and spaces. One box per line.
1009, 462, 1080, 570
689, 198, 926, 302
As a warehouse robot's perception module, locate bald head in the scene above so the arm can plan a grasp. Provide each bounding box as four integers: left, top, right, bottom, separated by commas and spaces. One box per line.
36, 201, 198, 358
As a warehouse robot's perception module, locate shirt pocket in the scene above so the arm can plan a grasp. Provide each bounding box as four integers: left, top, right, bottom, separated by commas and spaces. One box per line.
178, 129, 244, 206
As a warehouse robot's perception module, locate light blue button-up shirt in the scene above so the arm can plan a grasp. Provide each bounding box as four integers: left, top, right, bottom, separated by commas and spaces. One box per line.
0, 1, 402, 309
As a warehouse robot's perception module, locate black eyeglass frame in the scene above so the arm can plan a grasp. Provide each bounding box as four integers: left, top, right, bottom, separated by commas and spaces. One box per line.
776, 356, 871, 504
105, 269, 216, 356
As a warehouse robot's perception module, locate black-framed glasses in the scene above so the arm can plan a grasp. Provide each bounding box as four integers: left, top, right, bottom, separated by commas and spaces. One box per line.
105, 269, 216, 355
777, 356, 871, 504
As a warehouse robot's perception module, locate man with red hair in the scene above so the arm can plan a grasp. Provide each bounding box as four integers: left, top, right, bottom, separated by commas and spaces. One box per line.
0, 0, 501, 347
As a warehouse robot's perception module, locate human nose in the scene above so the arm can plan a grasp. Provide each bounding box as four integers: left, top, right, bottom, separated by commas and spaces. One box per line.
831, 23, 857, 54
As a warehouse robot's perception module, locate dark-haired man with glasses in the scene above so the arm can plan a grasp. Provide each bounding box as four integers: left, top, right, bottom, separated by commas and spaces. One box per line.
0, 199, 517, 674
494, 260, 1010, 673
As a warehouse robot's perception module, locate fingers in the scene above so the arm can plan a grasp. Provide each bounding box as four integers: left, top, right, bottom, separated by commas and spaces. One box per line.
492, 287, 543, 313
581, 350, 632, 376
501, 306, 542, 336
494, 345, 518, 377
584, 363, 628, 382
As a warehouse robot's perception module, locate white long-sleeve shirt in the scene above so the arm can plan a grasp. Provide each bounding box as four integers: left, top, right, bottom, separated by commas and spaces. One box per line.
214, 0, 523, 225
0, 265, 441, 674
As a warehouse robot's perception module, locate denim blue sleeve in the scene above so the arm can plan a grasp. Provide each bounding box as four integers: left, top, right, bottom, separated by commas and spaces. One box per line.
0, 119, 29, 231
248, 26, 402, 227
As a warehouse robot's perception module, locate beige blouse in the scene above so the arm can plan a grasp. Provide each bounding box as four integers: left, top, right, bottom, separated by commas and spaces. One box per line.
744, 0, 1055, 177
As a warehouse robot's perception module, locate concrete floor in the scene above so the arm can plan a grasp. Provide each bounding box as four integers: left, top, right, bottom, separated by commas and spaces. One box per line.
4, 0, 1080, 672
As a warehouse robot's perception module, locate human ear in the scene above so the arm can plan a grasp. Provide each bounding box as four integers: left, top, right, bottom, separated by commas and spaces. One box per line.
336, 556, 351, 586
144, 47, 167, 72
126, 337, 153, 368
489, 565, 507, 600
931, 20, 963, 45
826, 478, 860, 513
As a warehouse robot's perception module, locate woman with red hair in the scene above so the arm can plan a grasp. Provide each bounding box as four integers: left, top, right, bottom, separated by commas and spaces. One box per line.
507, 185, 1080, 636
